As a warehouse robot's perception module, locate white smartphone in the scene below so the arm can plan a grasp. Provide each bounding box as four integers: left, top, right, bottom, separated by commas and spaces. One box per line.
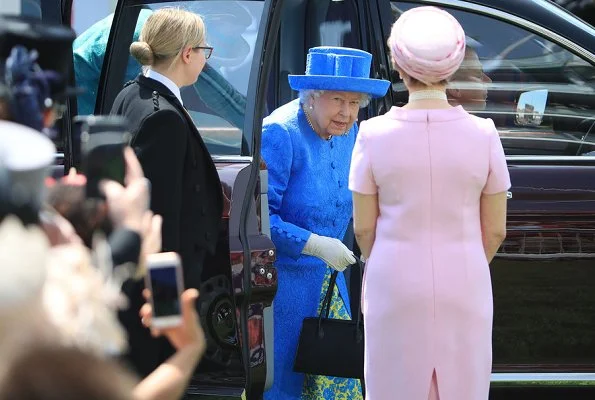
145, 252, 184, 329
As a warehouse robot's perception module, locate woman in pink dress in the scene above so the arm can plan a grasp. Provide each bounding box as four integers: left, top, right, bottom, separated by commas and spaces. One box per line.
348, 7, 510, 400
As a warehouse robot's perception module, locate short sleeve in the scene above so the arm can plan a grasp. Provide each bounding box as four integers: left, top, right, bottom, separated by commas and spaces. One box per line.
349, 121, 377, 195
482, 122, 511, 194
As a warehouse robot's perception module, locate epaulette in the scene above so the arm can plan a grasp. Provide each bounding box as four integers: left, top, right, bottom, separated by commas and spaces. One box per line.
123, 80, 136, 88
152, 91, 160, 111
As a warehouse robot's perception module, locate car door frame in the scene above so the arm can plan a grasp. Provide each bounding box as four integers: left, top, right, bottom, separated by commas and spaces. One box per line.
38, 0, 76, 175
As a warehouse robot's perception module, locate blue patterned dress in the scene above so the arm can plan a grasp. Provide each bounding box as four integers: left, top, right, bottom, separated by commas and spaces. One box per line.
261, 99, 362, 400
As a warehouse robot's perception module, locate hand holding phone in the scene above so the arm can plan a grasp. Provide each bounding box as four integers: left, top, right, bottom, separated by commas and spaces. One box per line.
144, 252, 185, 329
96, 146, 152, 236
77, 115, 131, 199
140, 254, 206, 352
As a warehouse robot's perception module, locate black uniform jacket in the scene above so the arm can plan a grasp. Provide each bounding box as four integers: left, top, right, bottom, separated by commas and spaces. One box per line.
111, 74, 223, 285
110, 75, 223, 376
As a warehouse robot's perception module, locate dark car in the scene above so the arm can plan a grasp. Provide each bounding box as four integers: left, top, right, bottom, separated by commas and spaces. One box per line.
17, 0, 595, 398
553, 0, 595, 26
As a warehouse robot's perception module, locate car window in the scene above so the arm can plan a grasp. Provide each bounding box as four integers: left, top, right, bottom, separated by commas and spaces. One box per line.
71, 0, 128, 118
71, 0, 117, 35
21, 0, 41, 18
390, 2, 595, 157
304, 0, 370, 121
19, 0, 61, 21
92, 1, 263, 157
306, 0, 361, 48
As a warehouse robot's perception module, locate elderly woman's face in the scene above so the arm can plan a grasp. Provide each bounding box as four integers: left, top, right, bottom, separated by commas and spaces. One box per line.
309, 91, 361, 137
447, 50, 492, 111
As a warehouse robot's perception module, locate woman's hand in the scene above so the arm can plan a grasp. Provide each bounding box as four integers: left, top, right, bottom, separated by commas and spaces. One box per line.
139, 288, 206, 355
302, 233, 356, 271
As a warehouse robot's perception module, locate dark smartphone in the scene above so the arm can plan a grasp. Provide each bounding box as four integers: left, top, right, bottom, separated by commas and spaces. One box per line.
74, 115, 129, 136
77, 116, 130, 199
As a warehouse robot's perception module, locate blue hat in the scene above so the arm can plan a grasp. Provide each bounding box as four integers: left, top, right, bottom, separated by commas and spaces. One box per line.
288, 47, 390, 98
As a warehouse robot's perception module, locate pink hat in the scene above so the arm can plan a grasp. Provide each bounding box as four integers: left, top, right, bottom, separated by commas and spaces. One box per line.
388, 6, 466, 85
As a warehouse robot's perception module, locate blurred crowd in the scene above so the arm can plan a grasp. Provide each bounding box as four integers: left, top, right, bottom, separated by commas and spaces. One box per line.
0, 1, 592, 399
0, 14, 206, 400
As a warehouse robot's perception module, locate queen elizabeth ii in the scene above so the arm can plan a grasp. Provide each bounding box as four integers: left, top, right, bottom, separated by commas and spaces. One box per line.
261, 46, 390, 400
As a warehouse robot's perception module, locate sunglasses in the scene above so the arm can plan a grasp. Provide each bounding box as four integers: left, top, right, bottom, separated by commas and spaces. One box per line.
193, 46, 214, 59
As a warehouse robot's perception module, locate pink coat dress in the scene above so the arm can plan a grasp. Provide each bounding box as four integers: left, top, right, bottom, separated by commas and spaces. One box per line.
349, 106, 511, 400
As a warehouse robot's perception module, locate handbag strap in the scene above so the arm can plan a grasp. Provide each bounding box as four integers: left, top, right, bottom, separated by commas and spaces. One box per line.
318, 259, 364, 329
320, 270, 339, 320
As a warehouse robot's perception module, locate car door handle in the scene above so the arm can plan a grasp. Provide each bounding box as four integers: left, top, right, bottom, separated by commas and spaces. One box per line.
507, 191, 513, 200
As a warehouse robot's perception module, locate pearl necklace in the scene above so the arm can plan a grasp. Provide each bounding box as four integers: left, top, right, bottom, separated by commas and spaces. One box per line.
303, 105, 332, 141
408, 90, 447, 102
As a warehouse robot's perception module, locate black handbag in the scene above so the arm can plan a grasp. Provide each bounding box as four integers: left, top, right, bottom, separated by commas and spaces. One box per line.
293, 260, 364, 379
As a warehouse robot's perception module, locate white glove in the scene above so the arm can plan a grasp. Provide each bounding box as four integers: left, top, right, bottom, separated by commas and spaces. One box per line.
302, 233, 356, 272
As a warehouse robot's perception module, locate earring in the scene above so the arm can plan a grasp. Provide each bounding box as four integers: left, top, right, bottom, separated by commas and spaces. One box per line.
308, 104, 314, 111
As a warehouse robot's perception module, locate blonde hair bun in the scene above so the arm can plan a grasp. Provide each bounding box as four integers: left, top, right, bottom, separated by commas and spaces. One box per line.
130, 41, 155, 66
130, 8, 206, 68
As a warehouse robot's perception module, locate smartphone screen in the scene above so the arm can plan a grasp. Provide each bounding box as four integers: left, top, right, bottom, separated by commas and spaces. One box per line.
84, 137, 126, 182
149, 265, 182, 318
77, 115, 130, 199
81, 132, 127, 198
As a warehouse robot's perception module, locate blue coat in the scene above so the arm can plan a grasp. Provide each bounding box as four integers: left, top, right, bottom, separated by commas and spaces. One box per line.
261, 99, 356, 399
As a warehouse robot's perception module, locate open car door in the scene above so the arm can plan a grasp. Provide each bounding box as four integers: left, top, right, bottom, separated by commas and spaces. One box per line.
93, 0, 282, 398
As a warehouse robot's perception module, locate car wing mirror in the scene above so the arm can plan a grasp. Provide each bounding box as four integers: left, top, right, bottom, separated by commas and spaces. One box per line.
515, 89, 548, 127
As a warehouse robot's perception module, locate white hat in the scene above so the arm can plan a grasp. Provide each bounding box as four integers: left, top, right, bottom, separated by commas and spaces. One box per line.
0, 120, 56, 210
